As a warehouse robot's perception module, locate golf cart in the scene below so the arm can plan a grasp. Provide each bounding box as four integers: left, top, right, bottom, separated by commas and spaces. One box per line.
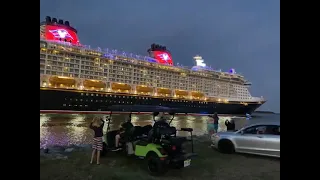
102, 105, 197, 176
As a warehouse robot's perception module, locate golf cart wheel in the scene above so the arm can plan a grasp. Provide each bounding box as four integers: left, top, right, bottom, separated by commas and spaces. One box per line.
218, 139, 235, 154
146, 152, 167, 176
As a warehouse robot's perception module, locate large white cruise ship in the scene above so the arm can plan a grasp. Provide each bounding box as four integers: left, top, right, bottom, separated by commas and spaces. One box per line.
40, 16, 265, 115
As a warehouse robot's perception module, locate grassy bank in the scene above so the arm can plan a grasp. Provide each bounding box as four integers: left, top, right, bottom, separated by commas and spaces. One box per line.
40, 140, 280, 180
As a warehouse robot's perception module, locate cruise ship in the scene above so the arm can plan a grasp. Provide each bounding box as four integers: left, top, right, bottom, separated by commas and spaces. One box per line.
40, 16, 265, 115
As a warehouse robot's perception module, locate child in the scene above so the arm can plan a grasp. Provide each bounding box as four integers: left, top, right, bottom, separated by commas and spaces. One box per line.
89, 117, 105, 165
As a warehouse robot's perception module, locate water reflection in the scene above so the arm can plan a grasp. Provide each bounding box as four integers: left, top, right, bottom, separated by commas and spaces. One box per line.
40, 113, 258, 147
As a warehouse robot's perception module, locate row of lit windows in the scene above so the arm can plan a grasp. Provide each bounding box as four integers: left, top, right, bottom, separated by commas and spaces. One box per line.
78, 93, 210, 103
42, 51, 245, 82
63, 103, 211, 108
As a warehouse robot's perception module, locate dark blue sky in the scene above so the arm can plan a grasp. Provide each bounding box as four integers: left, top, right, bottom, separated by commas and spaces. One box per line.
40, 0, 280, 113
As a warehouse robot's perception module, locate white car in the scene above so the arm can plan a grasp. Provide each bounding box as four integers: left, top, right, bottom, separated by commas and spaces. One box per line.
211, 121, 280, 158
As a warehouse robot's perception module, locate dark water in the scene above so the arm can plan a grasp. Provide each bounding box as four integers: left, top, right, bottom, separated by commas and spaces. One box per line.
40, 113, 280, 148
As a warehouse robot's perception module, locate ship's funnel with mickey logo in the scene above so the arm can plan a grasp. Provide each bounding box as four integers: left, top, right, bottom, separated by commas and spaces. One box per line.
147, 43, 173, 65
40, 16, 81, 46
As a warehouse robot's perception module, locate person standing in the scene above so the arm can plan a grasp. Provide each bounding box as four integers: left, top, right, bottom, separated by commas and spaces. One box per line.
246, 113, 251, 120
225, 119, 236, 131
208, 112, 219, 134
89, 117, 105, 165
212, 112, 220, 133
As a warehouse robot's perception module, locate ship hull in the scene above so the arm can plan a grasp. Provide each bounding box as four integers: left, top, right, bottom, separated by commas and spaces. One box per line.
40, 88, 263, 115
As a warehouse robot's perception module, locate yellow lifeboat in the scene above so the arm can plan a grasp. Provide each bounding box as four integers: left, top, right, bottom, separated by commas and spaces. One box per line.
49, 76, 76, 88
136, 85, 153, 93
191, 91, 204, 98
83, 80, 106, 90
111, 83, 131, 93
175, 90, 189, 98
175, 90, 189, 96
208, 97, 218, 101
157, 88, 172, 96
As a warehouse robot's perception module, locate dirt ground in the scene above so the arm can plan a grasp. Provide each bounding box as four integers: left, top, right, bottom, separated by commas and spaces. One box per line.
40, 139, 280, 180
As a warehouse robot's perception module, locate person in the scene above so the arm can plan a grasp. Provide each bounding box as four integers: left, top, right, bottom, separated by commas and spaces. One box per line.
208, 112, 219, 133
121, 115, 134, 140
115, 127, 125, 149
153, 113, 170, 129
149, 113, 171, 142
246, 113, 251, 120
225, 119, 235, 131
89, 117, 105, 165
213, 112, 219, 133
207, 116, 215, 136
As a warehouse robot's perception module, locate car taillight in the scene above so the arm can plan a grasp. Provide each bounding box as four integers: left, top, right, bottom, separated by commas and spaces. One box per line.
172, 145, 176, 151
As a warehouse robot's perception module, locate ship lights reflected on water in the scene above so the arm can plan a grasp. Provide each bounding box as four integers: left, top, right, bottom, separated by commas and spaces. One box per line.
40, 114, 247, 147
65, 115, 88, 146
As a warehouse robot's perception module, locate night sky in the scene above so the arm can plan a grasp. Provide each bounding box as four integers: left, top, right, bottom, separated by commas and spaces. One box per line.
40, 0, 280, 113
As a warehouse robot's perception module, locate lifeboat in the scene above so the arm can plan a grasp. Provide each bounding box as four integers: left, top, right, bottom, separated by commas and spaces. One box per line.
191, 91, 204, 98
136, 85, 153, 93
175, 90, 189, 96
49, 76, 76, 88
208, 97, 218, 101
157, 88, 171, 96
111, 83, 131, 92
83, 80, 106, 90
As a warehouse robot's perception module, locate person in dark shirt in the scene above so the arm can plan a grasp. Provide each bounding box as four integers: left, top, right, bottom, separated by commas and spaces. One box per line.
89, 117, 105, 165
225, 120, 236, 131
121, 115, 134, 141
153, 115, 170, 129
208, 112, 219, 133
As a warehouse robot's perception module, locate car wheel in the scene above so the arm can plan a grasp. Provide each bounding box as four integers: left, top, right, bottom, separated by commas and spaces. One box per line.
218, 139, 235, 154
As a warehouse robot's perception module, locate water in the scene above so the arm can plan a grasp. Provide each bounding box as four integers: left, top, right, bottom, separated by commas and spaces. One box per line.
40, 113, 279, 148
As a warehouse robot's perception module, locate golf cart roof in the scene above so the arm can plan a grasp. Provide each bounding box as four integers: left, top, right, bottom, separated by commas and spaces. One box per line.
107, 105, 177, 112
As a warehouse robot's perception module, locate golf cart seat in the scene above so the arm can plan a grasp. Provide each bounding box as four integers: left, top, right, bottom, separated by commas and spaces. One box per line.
155, 126, 177, 137
147, 126, 177, 142
127, 125, 153, 140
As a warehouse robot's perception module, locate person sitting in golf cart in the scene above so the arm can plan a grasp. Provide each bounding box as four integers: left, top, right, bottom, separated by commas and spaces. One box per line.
121, 115, 134, 140
149, 112, 174, 142
115, 127, 125, 148
153, 112, 170, 129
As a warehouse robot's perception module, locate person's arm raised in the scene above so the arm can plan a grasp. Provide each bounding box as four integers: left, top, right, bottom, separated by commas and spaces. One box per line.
89, 118, 95, 129
100, 118, 105, 126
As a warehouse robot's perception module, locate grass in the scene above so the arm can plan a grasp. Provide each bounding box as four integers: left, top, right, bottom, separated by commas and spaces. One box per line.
40, 140, 280, 180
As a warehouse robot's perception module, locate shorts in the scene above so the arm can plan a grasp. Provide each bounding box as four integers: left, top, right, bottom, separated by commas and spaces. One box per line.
207, 124, 215, 133
92, 137, 103, 151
